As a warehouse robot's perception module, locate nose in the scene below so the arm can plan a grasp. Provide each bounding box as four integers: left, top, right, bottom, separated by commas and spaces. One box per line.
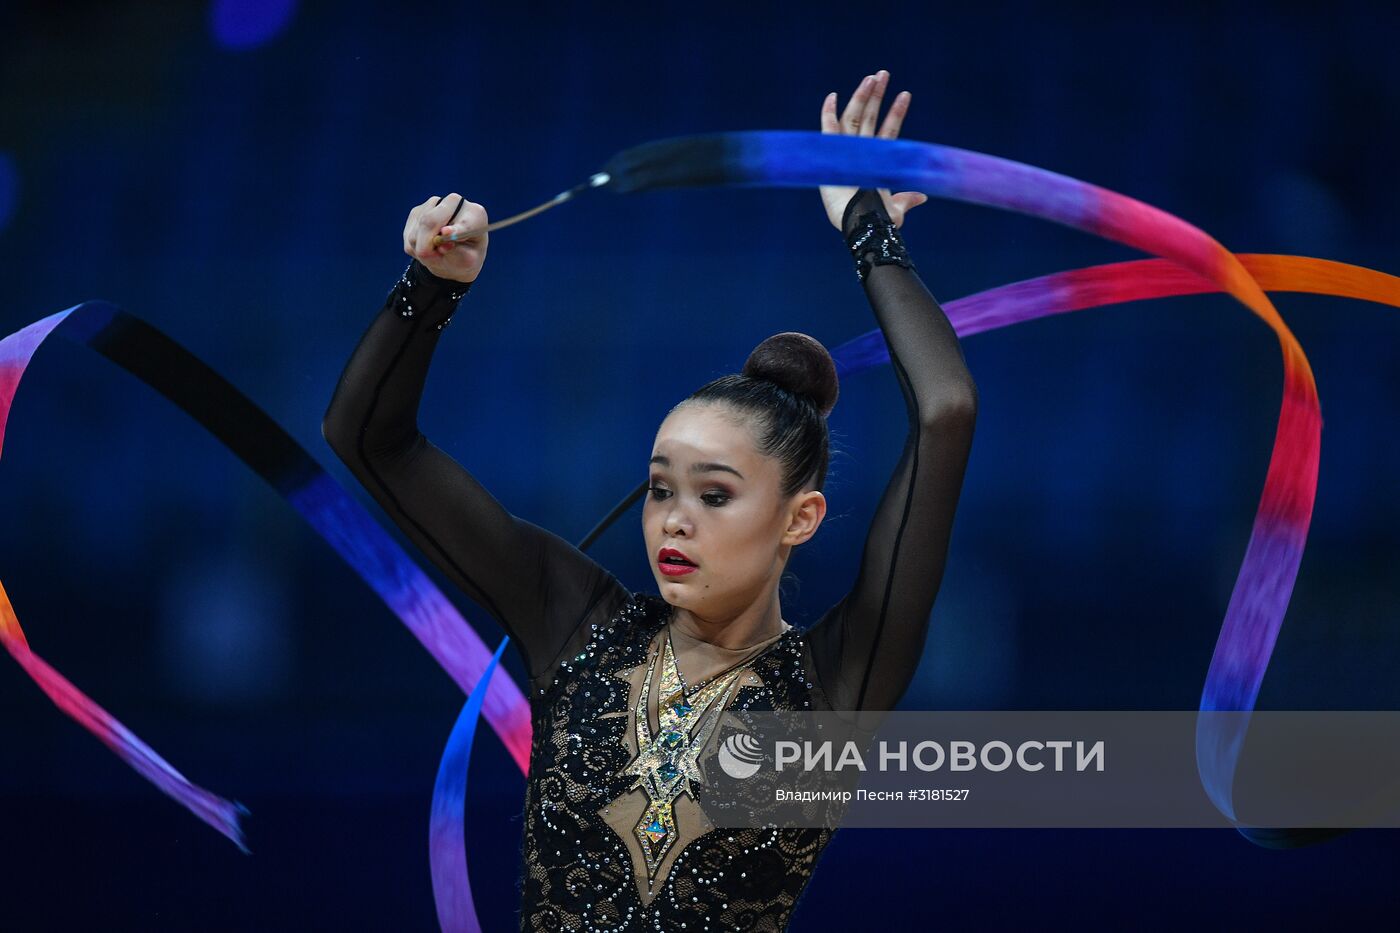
662, 502, 691, 537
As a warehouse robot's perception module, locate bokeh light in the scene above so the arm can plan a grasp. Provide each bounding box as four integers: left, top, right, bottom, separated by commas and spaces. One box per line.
209, 0, 298, 50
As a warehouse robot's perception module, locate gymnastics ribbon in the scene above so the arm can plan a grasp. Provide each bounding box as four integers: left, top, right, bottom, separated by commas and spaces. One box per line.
430, 636, 507, 933
0, 302, 534, 853
828, 252, 1400, 852
6, 131, 1400, 928
593, 131, 1340, 845
426, 250, 1399, 931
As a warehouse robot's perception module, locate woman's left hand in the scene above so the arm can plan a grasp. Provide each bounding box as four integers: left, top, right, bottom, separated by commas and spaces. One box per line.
818, 69, 929, 231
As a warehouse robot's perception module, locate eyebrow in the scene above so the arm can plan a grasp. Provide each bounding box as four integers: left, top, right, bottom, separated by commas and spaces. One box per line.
649, 455, 745, 480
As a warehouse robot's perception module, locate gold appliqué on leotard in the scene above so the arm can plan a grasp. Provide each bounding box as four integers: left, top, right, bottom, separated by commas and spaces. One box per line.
618, 630, 747, 880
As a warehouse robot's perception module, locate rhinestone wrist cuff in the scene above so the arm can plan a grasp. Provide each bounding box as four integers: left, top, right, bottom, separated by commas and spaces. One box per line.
395, 260, 473, 331
844, 210, 916, 284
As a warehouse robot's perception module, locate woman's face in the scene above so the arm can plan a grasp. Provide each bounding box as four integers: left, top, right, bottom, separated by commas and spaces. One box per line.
643, 402, 825, 619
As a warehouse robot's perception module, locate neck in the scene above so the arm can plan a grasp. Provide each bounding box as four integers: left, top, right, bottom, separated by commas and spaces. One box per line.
667, 591, 790, 650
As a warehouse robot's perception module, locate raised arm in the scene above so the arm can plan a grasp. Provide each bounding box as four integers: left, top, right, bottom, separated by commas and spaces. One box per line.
806, 74, 979, 712
321, 195, 627, 683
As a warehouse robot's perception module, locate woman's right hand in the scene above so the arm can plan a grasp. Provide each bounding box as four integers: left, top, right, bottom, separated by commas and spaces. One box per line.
818, 70, 927, 233
403, 193, 488, 283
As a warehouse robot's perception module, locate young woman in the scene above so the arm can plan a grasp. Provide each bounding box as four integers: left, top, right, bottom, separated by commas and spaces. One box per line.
322, 69, 977, 932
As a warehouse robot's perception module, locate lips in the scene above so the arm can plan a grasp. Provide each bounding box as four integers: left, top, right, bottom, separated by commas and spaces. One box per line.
658, 547, 698, 576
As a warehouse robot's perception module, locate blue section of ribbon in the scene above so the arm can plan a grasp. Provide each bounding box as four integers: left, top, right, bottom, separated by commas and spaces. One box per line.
431, 637, 508, 933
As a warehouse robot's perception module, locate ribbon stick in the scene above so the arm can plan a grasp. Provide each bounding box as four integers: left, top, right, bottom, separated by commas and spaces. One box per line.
7, 131, 1400, 928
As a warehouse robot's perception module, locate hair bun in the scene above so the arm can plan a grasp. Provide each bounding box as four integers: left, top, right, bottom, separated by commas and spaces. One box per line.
741, 332, 839, 418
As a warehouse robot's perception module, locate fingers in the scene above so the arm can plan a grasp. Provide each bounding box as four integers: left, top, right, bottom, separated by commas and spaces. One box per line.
435, 196, 467, 250
892, 191, 928, 211
405, 193, 467, 259
820, 91, 840, 134
441, 200, 488, 242
423, 192, 462, 230
878, 90, 911, 140
404, 195, 437, 256
424, 193, 466, 255
839, 74, 874, 133
857, 70, 887, 137
834, 70, 905, 139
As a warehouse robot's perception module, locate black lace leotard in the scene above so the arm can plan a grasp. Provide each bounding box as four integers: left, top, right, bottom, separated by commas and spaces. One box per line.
321, 189, 978, 932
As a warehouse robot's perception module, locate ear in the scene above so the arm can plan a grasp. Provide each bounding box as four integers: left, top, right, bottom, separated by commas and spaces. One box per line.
781, 490, 827, 547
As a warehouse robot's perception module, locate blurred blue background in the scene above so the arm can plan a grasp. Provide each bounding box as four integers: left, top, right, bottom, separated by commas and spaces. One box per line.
3, 1, 1399, 928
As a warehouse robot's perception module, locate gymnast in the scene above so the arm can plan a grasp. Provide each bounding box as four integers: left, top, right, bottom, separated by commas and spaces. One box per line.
322, 69, 977, 931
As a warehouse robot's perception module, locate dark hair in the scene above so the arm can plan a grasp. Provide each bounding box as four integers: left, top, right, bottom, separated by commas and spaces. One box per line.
680, 332, 839, 498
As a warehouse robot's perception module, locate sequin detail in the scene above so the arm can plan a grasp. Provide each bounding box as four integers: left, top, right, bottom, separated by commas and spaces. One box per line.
845, 208, 916, 283
394, 261, 472, 327
520, 592, 831, 932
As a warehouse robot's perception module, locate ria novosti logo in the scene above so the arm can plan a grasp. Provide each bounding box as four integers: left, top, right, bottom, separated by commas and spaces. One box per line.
717, 732, 1108, 779
717, 732, 764, 779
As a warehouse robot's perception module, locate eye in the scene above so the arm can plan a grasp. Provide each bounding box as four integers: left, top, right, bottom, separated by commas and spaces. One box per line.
701, 491, 731, 507
647, 484, 672, 501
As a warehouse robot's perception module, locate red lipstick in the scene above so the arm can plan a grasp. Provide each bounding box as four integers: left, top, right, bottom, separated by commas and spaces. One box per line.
658, 546, 698, 576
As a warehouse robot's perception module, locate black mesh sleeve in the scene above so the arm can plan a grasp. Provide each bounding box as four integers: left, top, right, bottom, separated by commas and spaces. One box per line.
321, 259, 629, 683
806, 189, 979, 712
